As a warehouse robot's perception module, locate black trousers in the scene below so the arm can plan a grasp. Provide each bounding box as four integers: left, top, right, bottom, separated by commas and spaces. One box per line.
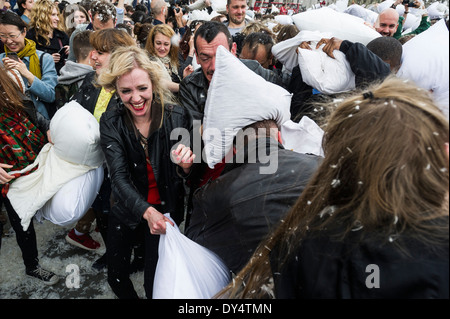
106, 211, 160, 299
2, 195, 39, 271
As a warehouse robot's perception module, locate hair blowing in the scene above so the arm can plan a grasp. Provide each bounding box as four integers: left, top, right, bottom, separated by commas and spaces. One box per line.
217, 76, 449, 299
96, 46, 177, 127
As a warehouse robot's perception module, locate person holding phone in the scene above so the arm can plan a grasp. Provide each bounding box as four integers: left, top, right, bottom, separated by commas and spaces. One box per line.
0, 10, 57, 120
26, 0, 70, 75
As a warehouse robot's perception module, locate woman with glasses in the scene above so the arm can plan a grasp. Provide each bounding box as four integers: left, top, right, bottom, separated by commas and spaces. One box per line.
0, 10, 57, 120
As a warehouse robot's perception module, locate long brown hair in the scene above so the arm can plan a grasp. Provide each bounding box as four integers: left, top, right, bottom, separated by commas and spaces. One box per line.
219, 76, 449, 299
0, 67, 25, 113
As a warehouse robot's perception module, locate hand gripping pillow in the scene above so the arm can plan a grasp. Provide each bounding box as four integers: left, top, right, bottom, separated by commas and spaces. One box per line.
153, 215, 231, 299
202, 46, 291, 169
272, 30, 332, 73
296, 35, 356, 95
50, 100, 104, 167
292, 7, 381, 45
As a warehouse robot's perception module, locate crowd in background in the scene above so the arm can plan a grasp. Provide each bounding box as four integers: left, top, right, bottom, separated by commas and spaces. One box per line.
0, 0, 448, 299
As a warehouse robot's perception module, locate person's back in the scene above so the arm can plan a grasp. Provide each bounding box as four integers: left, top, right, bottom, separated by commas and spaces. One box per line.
218, 76, 449, 299
185, 129, 321, 274
55, 30, 93, 110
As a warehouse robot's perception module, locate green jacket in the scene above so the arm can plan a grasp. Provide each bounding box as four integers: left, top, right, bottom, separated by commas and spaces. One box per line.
394, 15, 431, 39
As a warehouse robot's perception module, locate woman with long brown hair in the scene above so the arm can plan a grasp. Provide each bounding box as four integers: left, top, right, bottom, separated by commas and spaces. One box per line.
0, 65, 56, 285
219, 76, 449, 299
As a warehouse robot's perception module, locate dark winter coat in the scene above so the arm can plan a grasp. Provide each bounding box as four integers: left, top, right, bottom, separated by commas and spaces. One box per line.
99, 100, 191, 229
71, 71, 119, 115
271, 227, 449, 299
185, 137, 321, 274
179, 59, 286, 121
26, 28, 70, 75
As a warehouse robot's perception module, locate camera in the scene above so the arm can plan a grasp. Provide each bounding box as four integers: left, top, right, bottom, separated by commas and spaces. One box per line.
169, 0, 187, 15
402, 0, 418, 8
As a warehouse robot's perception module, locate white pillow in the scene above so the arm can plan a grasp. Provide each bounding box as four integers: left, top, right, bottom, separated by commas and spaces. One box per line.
36, 166, 103, 227
50, 100, 104, 167
292, 7, 381, 45
153, 215, 231, 299
297, 42, 356, 95
344, 4, 379, 24
272, 30, 332, 73
375, 0, 395, 13
397, 19, 449, 118
210, 0, 227, 13
274, 14, 293, 25
202, 46, 291, 168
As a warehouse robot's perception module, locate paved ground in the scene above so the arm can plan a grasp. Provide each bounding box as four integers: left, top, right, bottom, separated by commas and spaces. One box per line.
0, 215, 145, 299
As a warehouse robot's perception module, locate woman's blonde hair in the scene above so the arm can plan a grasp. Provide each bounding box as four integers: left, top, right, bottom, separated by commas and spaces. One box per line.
145, 24, 179, 68
97, 46, 176, 126
29, 0, 60, 46
219, 76, 449, 299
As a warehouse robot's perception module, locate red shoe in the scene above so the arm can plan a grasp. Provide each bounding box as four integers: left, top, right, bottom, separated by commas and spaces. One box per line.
65, 228, 101, 251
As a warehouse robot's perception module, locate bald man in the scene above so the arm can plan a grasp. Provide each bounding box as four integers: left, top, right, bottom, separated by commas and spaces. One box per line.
374, 8, 399, 37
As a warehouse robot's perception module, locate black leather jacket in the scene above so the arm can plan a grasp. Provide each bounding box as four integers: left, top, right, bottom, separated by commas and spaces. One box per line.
71, 71, 120, 115
185, 138, 321, 274
99, 100, 191, 229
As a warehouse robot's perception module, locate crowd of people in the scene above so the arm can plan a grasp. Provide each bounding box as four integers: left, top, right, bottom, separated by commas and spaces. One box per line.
0, 0, 448, 299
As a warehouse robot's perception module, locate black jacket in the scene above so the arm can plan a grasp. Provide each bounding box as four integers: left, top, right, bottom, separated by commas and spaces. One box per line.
185, 138, 321, 274
99, 100, 191, 229
271, 229, 449, 299
71, 71, 120, 114
26, 28, 70, 75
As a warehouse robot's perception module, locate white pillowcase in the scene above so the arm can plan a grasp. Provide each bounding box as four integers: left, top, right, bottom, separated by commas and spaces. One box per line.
50, 100, 104, 167
36, 166, 104, 227
397, 19, 449, 118
202, 46, 291, 169
292, 7, 381, 45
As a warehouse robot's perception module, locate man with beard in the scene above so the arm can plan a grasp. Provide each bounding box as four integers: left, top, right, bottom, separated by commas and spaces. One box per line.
225, 0, 247, 36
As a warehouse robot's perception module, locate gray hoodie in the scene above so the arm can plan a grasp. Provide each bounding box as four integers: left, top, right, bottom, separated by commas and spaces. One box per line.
57, 60, 93, 87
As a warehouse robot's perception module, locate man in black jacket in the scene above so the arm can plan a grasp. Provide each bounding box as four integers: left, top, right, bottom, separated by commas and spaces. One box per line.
184, 119, 321, 274
179, 21, 285, 121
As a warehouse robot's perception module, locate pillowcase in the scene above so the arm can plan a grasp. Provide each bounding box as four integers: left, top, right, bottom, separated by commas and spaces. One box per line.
397, 19, 449, 118
202, 46, 291, 168
50, 100, 104, 167
292, 7, 381, 45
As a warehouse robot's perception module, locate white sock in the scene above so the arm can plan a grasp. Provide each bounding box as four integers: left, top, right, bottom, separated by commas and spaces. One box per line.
74, 229, 85, 236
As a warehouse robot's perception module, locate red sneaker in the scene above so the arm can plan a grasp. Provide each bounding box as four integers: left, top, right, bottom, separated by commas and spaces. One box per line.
65, 228, 101, 251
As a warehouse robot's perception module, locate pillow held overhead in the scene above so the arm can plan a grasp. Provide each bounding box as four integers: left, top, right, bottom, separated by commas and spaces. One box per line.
202, 46, 291, 168
291, 7, 381, 45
